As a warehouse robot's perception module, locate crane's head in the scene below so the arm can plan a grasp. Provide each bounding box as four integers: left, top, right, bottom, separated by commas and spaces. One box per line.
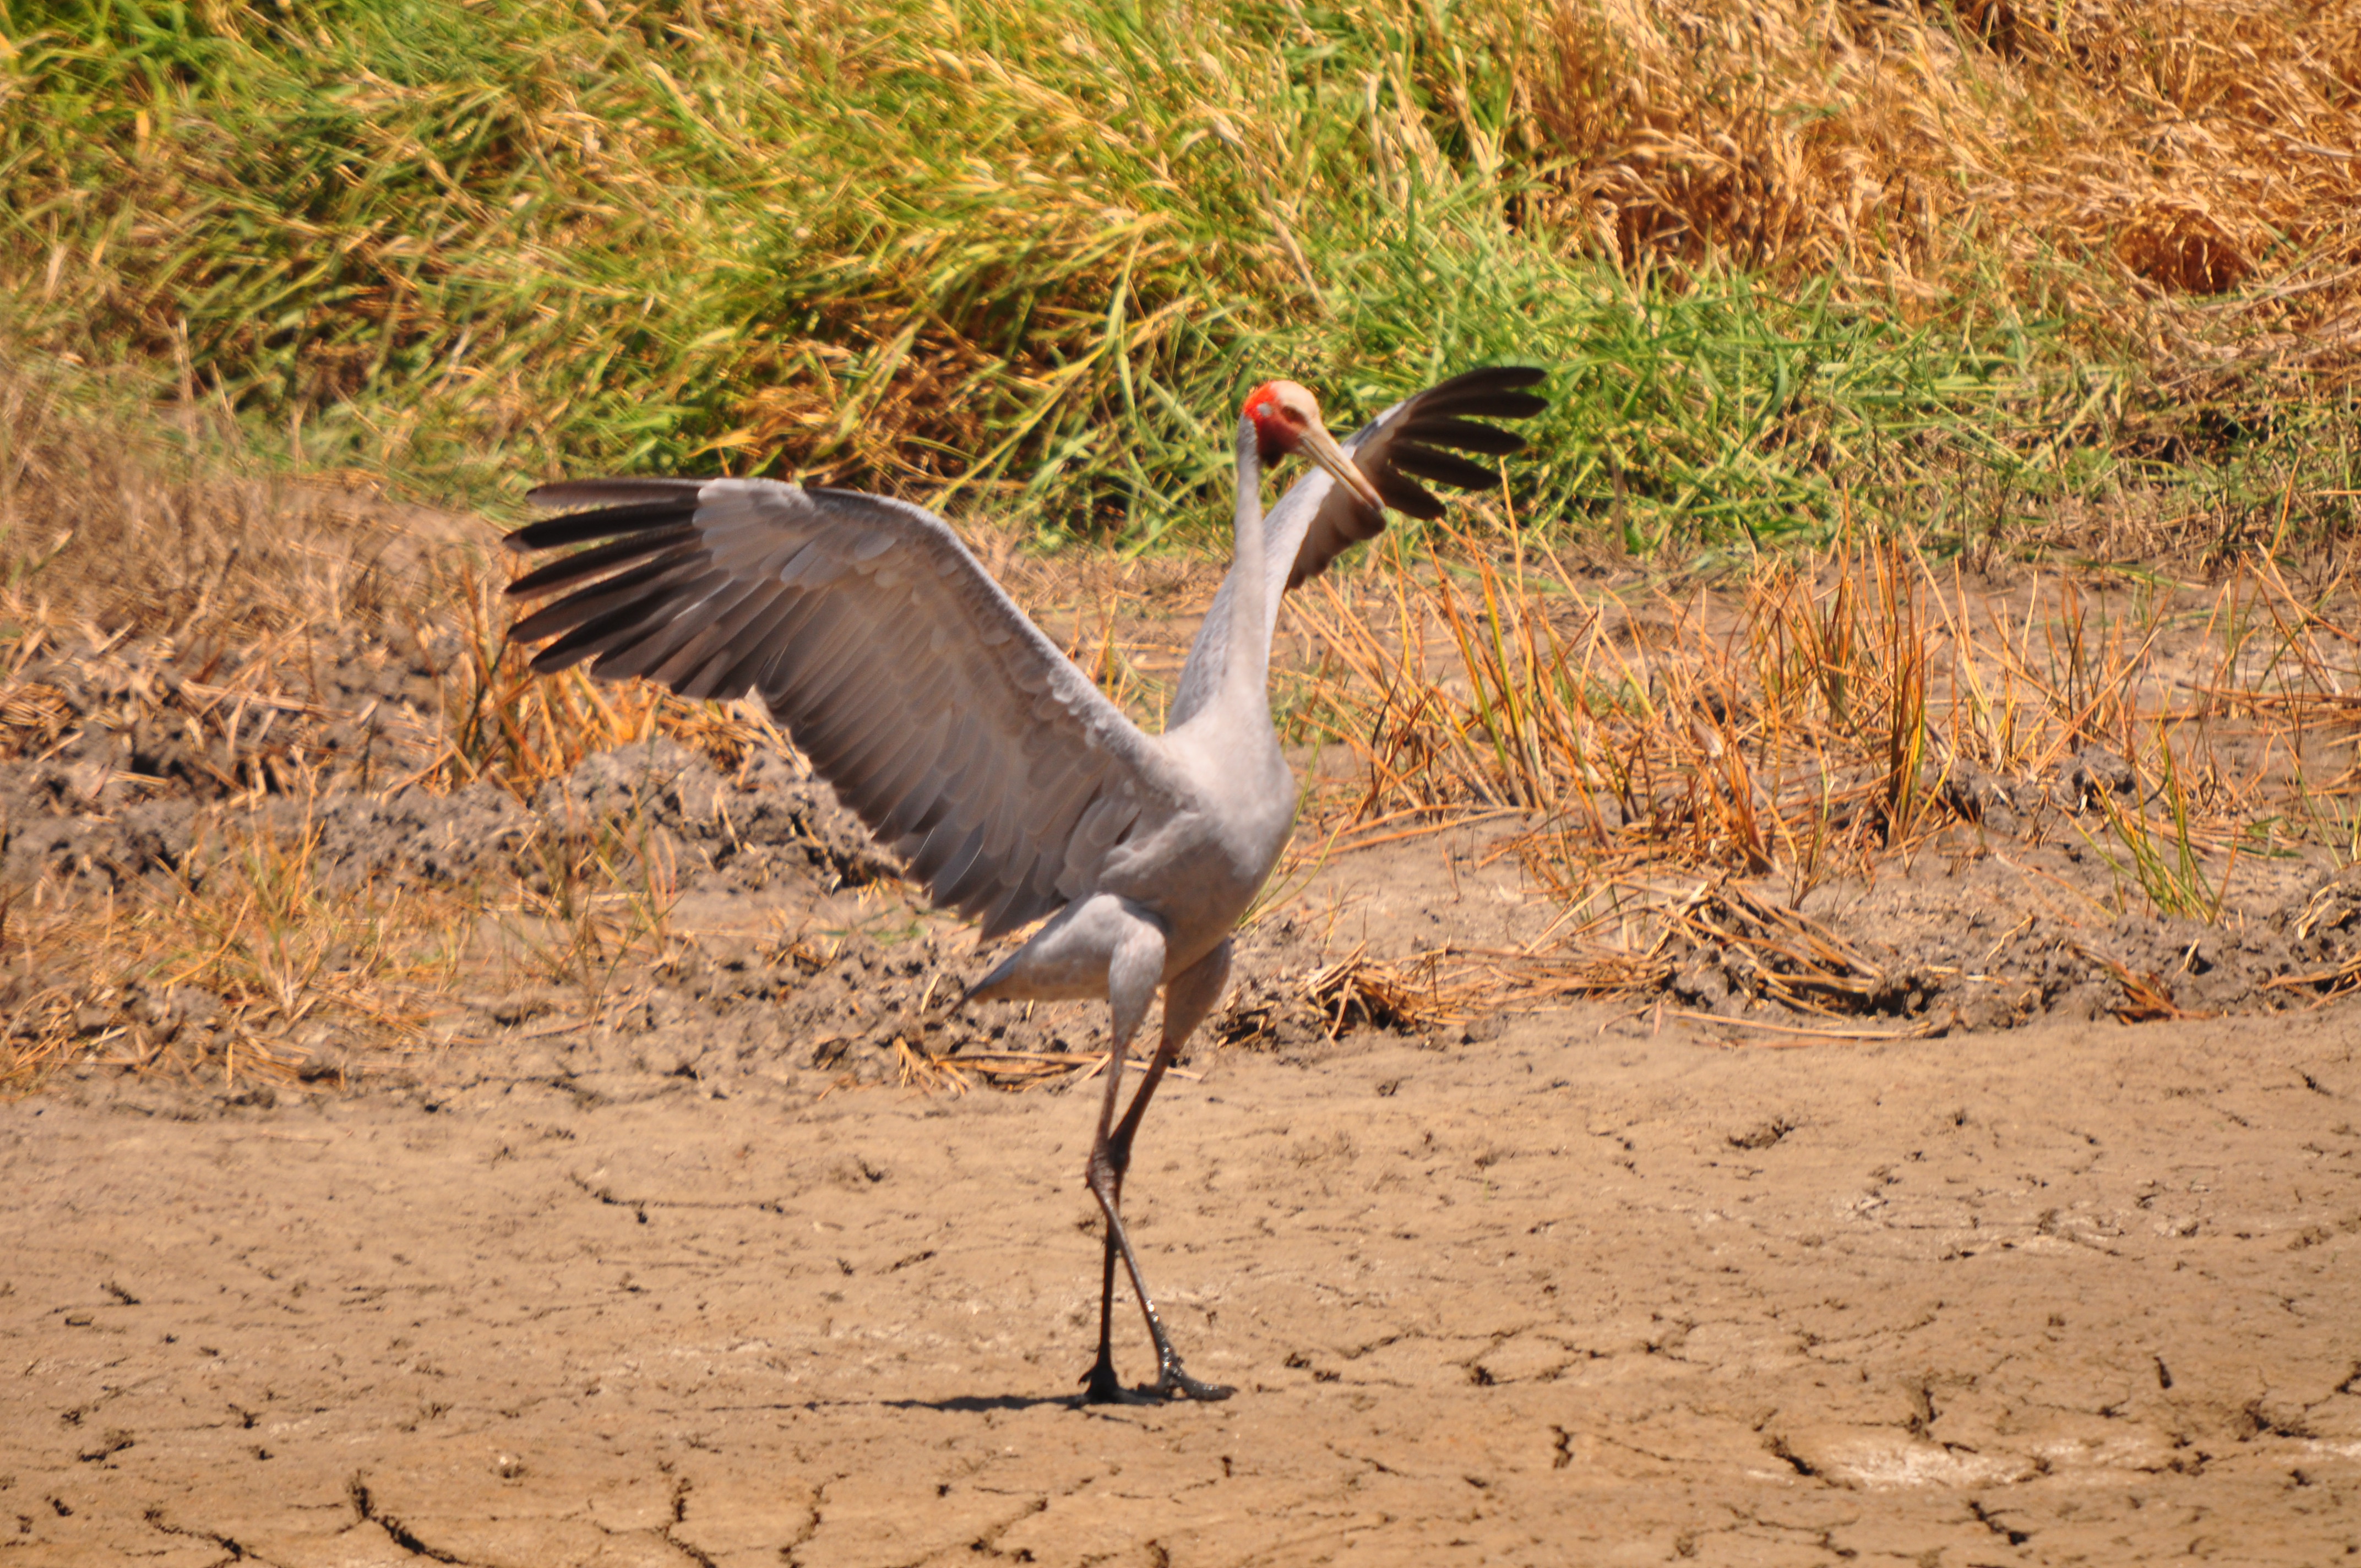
1243, 380, 1384, 510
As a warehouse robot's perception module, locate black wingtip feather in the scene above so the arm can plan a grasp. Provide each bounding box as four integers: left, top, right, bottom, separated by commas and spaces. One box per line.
527, 477, 706, 510
1402, 414, 1528, 458
504, 525, 698, 598
504, 498, 701, 554
1391, 443, 1501, 493
1411, 386, 1551, 423
509, 550, 708, 640
1403, 367, 1551, 424
1433, 365, 1548, 394
527, 597, 663, 673
1374, 470, 1445, 520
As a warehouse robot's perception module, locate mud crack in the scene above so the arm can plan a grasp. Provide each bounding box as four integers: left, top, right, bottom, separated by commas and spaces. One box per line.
661, 1476, 720, 1568
956, 1495, 1048, 1562
1762, 1434, 1818, 1480
777, 1474, 837, 1568
144, 1507, 267, 1566
347, 1473, 476, 1565
1967, 1498, 2032, 1545
565, 1168, 793, 1215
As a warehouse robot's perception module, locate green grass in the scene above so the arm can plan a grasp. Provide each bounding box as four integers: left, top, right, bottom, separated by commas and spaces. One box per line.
1, 0, 2352, 555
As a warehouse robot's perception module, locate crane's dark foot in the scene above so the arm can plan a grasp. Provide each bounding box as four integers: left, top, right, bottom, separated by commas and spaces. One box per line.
1080, 1357, 1159, 1406
1156, 1360, 1234, 1402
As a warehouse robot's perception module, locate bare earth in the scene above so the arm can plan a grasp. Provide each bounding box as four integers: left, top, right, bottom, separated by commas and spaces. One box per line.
6, 494, 2361, 1562
7, 977, 2361, 1564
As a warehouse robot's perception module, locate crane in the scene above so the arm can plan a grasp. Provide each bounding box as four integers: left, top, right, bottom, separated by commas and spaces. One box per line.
502, 366, 1548, 1401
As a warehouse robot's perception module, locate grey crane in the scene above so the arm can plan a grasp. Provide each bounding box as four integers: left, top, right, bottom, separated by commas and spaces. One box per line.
502, 366, 1548, 1401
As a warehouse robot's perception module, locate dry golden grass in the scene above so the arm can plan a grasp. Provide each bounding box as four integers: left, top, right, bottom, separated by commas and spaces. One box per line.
0, 812, 480, 1094
0, 364, 781, 1090
1282, 520, 2361, 907
1536, 0, 2361, 368
0, 357, 787, 801
0, 361, 448, 639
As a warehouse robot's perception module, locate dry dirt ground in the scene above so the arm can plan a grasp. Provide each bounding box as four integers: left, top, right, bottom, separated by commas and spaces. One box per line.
7, 847, 2361, 1565
8, 487, 2361, 1561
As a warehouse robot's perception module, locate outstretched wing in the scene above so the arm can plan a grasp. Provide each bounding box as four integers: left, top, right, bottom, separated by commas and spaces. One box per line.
504, 478, 1189, 938
1287, 364, 1549, 589
1169, 366, 1548, 728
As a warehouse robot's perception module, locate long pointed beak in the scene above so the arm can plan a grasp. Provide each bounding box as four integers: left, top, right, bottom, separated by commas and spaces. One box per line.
1301, 423, 1385, 513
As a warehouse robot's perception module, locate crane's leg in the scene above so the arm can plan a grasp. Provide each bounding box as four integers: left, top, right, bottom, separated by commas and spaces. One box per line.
1082, 940, 1234, 1404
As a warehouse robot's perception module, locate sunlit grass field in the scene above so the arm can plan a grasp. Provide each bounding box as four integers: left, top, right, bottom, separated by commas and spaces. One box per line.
7, 0, 2361, 560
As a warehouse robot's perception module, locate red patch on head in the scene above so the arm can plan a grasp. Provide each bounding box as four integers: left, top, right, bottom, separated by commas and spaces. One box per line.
1243, 380, 1299, 461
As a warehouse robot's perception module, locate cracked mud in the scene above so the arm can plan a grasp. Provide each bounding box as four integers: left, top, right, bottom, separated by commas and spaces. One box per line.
7, 989, 2360, 1563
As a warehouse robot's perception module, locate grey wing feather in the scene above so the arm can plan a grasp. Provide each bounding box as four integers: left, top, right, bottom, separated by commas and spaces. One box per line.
505, 477, 1187, 938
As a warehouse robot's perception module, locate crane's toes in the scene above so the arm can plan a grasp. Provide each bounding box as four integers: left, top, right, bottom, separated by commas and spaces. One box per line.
1079, 1359, 1160, 1406
1157, 1363, 1234, 1402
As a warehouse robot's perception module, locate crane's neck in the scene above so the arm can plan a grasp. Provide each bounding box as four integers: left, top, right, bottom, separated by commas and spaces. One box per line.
1221, 413, 1271, 711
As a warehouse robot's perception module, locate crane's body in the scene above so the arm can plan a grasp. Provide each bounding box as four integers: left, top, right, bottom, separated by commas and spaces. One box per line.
969, 415, 1293, 1009
504, 367, 1546, 1400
